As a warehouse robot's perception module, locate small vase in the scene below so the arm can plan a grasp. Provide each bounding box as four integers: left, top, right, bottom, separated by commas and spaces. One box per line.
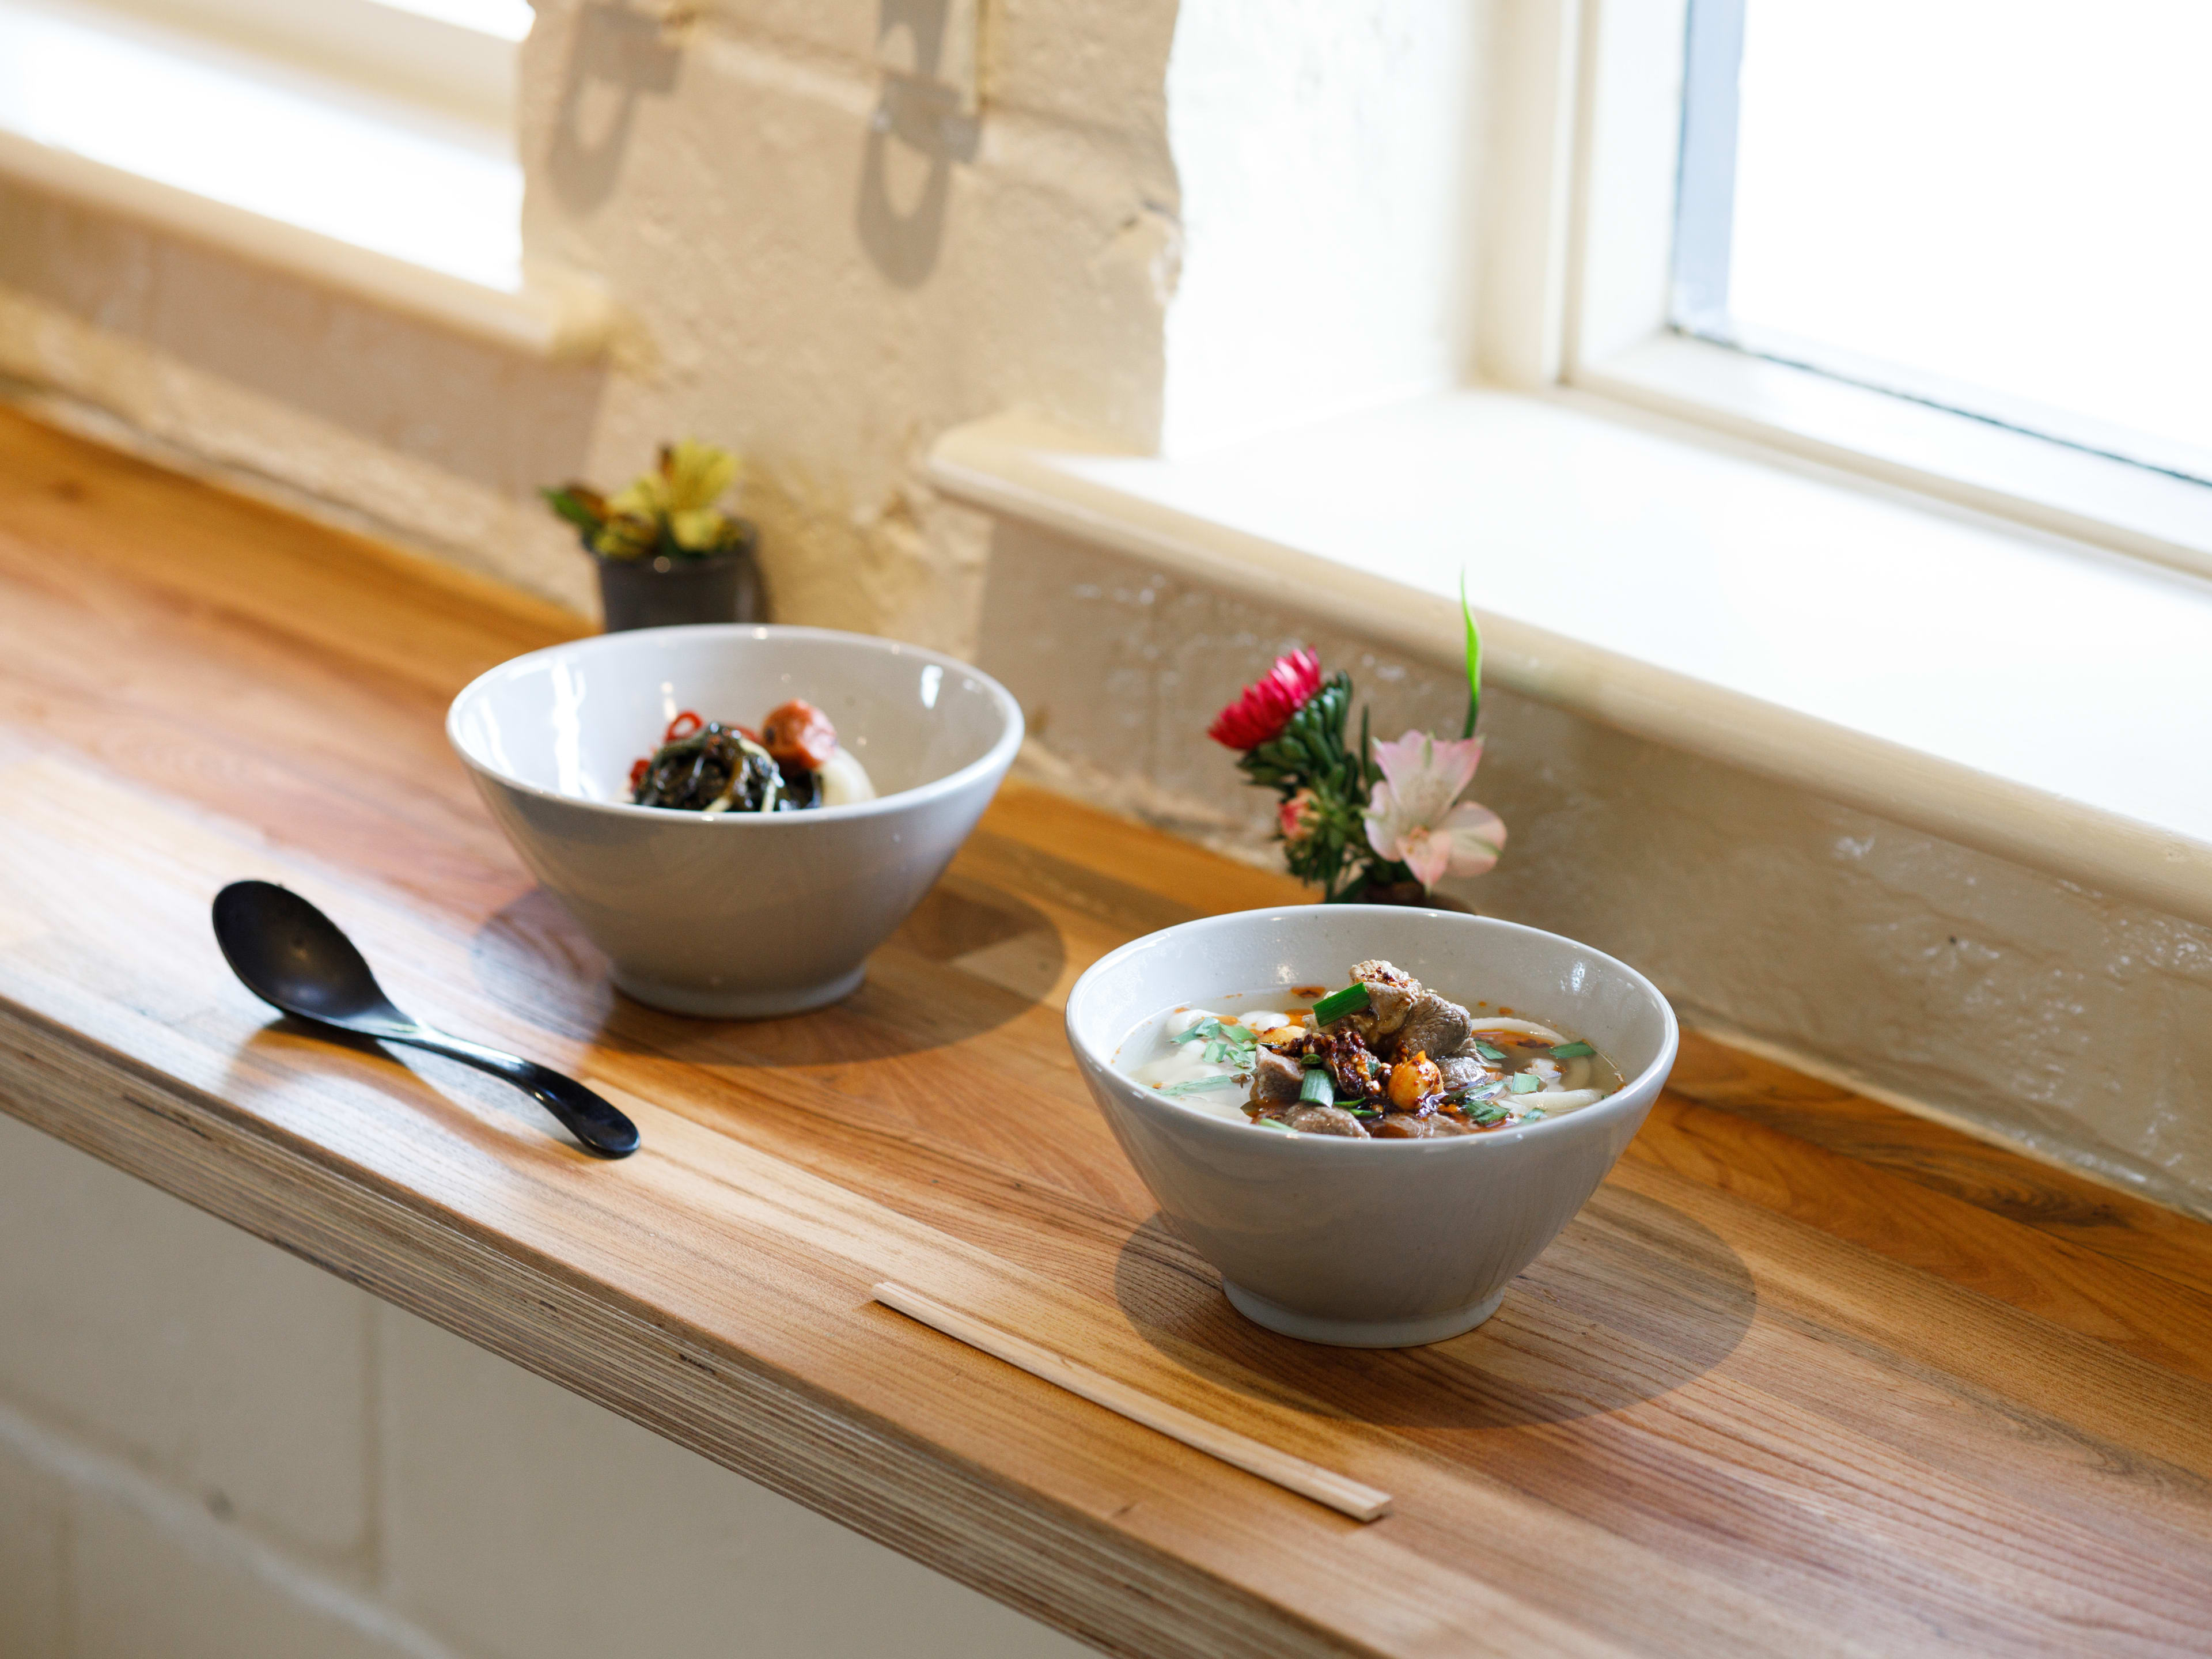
594, 525, 762, 632
1346, 877, 1472, 912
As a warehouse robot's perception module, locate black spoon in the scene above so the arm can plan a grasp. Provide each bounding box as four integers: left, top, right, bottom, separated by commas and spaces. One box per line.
212, 880, 640, 1158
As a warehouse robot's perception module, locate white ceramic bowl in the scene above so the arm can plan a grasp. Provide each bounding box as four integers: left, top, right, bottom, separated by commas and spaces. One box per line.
1065, 906, 1678, 1347
448, 624, 1022, 1017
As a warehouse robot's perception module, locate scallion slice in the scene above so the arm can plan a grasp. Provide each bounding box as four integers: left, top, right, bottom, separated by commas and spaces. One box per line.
1474, 1041, 1508, 1062
1299, 1067, 1335, 1107
1310, 982, 1370, 1025
1253, 1116, 1293, 1132
1470, 1100, 1510, 1126
1548, 1041, 1595, 1059
1521, 1107, 1547, 1122
1158, 1075, 1243, 1096
1508, 1073, 1543, 1094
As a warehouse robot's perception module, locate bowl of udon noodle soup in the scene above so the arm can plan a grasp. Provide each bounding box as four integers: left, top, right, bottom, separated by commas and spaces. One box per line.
1065, 906, 1678, 1347
448, 624, 1022, 1017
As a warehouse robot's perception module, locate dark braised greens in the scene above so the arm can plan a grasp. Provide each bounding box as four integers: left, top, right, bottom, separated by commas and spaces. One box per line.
631, 722, 785, 812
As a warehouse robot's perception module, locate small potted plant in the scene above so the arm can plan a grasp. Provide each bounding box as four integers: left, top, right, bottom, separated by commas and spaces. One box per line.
543, 440, 763, 632
1207, 586, 1505, 906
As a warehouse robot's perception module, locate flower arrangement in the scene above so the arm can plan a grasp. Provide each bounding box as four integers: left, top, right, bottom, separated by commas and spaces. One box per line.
1209, 589, 1504, 903
543, 439, 749, 563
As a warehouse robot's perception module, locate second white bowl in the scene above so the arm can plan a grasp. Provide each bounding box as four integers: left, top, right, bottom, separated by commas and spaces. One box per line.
448, 624, 1022, 1017
1066, 906, 1679, 1347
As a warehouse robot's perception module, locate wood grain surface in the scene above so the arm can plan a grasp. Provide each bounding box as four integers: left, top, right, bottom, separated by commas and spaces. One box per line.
2, 404, 2211, 1658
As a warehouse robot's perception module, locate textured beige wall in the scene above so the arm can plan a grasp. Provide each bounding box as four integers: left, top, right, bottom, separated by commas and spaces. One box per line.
0, 0, 1184, 650
978, 518, 2212, 1220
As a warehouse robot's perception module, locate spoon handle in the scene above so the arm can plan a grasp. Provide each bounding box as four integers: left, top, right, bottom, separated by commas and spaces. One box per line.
387, 1028, 641, 1158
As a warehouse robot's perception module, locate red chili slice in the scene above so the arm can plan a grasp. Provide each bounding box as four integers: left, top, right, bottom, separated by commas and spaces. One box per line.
759, 699, 837, 770
628, 757, 649, 794
665, 710, 703, 742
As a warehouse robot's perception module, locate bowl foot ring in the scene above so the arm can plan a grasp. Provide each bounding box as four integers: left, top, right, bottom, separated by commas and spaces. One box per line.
1222, 1282, 1506, 1349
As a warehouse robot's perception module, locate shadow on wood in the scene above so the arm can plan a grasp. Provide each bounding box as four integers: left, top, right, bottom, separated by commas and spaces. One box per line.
1111, 1188, 1757, 1429
468, 876, 1067, 1061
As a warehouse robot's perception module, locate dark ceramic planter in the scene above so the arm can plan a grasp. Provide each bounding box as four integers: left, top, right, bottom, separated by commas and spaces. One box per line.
1341, 878, 1473, 912
594, 524, 762, 632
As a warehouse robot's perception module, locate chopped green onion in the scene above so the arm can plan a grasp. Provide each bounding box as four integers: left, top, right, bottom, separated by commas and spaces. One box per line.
1349, 1107, 1380, 1119
1521, 1107, 1546, 1122
1470, 1100, 1510, 1126
1253, 1116, 1293, 1132
1460, 570, 1483, 740
1204, 1040, 1227, 1063
1158, 1075, 1243, 1096
1299, 1067, 1335, 1107
1508, 1073, 1543, 1094
1311, 982, 1370, 1025
1548, 1041, 1595, 1059
1474, 1041, 1507, 1062
1169, 1018, 1220, 1045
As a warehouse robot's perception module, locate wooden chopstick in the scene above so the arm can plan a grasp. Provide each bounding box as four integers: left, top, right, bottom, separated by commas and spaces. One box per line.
872, 1282, 1392, 1522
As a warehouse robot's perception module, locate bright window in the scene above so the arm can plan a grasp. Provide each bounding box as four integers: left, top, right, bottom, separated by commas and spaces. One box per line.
1672, 0, 2212, 486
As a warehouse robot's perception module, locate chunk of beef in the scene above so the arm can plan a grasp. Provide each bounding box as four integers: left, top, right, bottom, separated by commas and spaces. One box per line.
1389, 991, 1475, 1064
1346, 959, 1422, 1036
1284, 1105, 1371, 1138
1370, 1111, 1454, 1138
1437, 1054, 1497, 1093
1250, 1047, 1306, 1105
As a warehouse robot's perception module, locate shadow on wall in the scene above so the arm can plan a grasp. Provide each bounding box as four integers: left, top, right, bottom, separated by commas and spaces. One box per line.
547, 4, 684, 214
858, 0, 979, 288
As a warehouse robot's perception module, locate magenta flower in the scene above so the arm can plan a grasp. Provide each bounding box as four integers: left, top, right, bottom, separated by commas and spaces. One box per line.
1363, 730, 1506, 889
1209, 648, 1324, 750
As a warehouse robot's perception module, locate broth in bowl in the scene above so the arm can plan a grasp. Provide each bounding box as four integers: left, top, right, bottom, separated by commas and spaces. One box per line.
1123, 957, 1624, 1139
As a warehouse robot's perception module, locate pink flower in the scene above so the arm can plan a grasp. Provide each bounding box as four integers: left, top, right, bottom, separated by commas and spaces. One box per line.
1209, 649, 1324, 750
1363, 730, 1506, 889
1278, 788, 1320, 843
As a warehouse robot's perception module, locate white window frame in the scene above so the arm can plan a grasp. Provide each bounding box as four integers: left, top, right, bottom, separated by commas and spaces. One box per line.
1485, 0, 2212, 584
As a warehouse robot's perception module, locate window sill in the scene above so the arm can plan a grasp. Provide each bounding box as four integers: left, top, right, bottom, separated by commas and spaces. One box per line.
0, 0, 610, 359
1576, 334, 2212, 584
929, 389, 2212, 930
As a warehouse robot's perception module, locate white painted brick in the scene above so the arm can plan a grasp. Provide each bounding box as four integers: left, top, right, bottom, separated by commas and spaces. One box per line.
0, 1430, 67, 1659
0, 1114, 373, 1560
379, 1308, 1090, 1659
69, 1484, 438, 1659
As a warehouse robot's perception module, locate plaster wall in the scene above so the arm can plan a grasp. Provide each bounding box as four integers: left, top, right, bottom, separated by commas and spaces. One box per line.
978, 519, 2212, 1219
0, 0, 1188, 650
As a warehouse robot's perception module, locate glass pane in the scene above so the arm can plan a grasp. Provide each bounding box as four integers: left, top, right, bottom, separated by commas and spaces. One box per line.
1690, 0, 2212, 482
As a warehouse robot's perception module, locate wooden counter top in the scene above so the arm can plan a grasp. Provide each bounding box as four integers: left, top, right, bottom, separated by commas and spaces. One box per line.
3, 407, 2211, 1657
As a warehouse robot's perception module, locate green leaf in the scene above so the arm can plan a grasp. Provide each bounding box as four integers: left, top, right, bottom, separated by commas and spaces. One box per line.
1508, 1073, 1543, 1094
1158, 1075, 1243, 1096
1548, 1041, 1596, 1059
542, 487, 605, 536
1460, 571, 1483, 740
